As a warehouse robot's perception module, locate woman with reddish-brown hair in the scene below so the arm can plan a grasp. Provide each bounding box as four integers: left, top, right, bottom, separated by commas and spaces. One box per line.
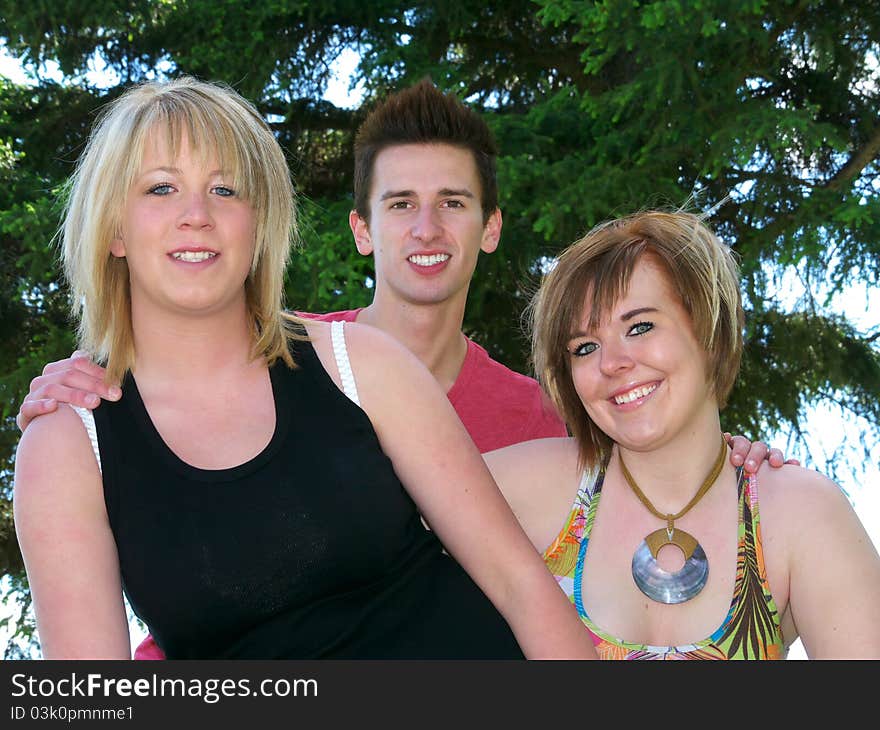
486, 209, 880, 659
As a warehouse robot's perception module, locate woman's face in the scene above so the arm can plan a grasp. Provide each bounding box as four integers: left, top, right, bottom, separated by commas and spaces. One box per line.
111, 129, 257, 319
566, 255, 717, 452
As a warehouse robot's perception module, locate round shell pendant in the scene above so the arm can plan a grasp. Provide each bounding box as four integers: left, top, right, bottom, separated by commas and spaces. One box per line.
631, 526, 708, 604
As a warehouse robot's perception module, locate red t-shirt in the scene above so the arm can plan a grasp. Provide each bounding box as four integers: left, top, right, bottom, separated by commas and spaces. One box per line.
133, 307, 566, 660
303, 309, 566, 451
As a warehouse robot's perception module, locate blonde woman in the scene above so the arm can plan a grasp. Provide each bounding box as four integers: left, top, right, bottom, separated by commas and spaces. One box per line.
13, 77, 597, 660
486, 211, 880, 659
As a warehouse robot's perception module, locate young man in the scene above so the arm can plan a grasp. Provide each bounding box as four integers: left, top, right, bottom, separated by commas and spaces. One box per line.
17, 79, 786, 659
303, 79, 567, 452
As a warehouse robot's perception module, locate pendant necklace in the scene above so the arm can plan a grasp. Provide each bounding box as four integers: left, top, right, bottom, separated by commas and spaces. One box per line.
622, 434, 727, 605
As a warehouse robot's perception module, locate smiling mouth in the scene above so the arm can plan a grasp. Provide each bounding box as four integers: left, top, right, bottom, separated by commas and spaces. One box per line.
408, 254, 450, 266
613, 383, 658, 405
171, 251, 217, 262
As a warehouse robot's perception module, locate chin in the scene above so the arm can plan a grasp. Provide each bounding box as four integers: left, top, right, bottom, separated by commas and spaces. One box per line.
609, 426, 668, 453
401, 288, 456, 306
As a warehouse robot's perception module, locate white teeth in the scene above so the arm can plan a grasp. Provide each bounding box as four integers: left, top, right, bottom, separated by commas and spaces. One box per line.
408, 253, 450, 266
172, 251, 217, 262
614, 384, 658, 404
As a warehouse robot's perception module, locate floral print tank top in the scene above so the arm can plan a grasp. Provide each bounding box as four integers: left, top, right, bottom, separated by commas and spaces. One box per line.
543, 467, 786, 659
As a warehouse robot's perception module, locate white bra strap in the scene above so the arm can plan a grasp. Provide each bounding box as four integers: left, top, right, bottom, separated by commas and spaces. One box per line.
71, 405, 103, 475
330, 320, 361, 406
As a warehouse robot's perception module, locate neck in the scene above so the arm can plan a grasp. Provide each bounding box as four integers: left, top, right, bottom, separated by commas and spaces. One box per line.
129, 298, 257, 385
613, 406, 728, 511
357, 294, 469, 392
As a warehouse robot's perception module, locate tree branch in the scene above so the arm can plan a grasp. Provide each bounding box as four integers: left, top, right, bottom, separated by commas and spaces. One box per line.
826, 122, 880, 193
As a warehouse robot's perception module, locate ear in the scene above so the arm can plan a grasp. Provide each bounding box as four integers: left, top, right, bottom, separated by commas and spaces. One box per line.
480, 208, 502, 254
349, 210, 373, 256
109, 237, 126, 258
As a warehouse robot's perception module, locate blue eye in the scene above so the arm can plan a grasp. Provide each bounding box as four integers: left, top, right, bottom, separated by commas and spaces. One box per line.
147, 183, 174, 195
629, 321, 653, 336
571, 341, 599, 357
212, 185, 236, 197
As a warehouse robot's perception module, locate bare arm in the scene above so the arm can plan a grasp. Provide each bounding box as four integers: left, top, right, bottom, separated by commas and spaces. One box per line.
763, 465, 880, 658
13, 406, 130, 658
318, 322, 596, 659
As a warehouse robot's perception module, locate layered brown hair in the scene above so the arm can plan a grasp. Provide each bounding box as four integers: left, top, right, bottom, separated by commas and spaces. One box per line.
529, 210, 744, 468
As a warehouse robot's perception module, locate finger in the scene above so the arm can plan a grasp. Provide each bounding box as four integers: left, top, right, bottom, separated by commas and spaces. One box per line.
27, 382, 114, 410
727, 435, 770, 473
785, 458, 801, 466
41, 357, 81, 376
29, 370, 121, 403
16, 398, 58, 433
71, 353, 113, 380
41, 354, 109, 382
726, 434, 749, 467
767, 448, 785, 468
741, 440, 770, 474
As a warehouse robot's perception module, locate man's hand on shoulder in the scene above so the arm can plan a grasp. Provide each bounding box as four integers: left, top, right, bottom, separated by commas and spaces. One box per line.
17, 351, 122, 433
725, 432, 801, 474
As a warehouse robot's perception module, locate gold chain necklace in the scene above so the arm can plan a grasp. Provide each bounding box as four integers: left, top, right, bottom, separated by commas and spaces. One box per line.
622, 434, 727, 604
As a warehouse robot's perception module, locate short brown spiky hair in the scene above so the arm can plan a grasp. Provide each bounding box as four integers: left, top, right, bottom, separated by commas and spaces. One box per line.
352, 78, 498, 223
529, 210, 744, 469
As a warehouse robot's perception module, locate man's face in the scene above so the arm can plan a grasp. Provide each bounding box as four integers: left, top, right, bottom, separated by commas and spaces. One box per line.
349, 143, 501, 308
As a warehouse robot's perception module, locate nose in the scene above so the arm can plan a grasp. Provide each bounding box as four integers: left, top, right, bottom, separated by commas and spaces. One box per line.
410, 206, 442, 242
177, 191, 214, 229
598, 338, 634, 376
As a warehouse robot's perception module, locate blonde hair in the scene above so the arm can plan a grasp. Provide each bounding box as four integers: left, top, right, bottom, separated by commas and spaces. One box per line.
529, 209, 744, 469
61, 76, 304, 382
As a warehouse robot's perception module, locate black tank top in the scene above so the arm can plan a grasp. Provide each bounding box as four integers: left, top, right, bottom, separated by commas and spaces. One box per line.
93, 337, 523, 659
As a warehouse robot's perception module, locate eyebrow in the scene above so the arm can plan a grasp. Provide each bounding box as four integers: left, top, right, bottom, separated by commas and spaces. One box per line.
379, 187, 475, 201
567, 306, 659, 340
140, 166, 182, 176
379, 189, 414, 201
438, 187, 475, 198
138, 166, 228, 177
620, 306, 658, 321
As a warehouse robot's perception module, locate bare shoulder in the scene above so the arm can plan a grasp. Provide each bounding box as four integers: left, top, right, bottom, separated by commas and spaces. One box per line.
484, 437, 580, 483
299, 316, 329, 340
298, 317, 330, 359
302, 317, 407, 355
755, 461, 864, 546
484, 438, 584, 550
756, 462, 851, 515
755, 459, 880, 658
302, 318, 423, 392
336, 320, 420, 368
15, 404, 98, 480
14, 404, 104, 525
